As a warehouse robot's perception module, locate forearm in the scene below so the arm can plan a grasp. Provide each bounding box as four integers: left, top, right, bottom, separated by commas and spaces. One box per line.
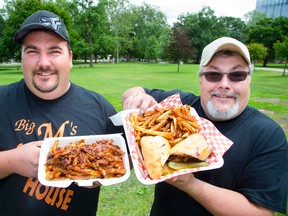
184, 178, 274, 216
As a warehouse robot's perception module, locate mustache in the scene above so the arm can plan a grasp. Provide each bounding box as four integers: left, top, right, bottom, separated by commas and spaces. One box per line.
209, 90, 238, 98
33, 67, 58, 74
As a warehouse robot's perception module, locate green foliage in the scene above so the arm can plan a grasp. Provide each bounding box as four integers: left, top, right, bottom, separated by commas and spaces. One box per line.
177, 6, 230, 63
0, 12, 7, 62
0, 0, 72, 61
247, 17, 288, 66
219, 16, 248, 41
274, 37, 288, 60
273, 36, 288, 75
129, 3, 170, 61
0, 0, 288, 68
247, 43, 268, 65
244, 10, 267, 26
70, 0, 111, 66
163, 25, 193, 64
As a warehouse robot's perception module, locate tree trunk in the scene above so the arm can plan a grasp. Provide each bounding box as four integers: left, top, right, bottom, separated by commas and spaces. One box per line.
89, 52, 93, 68
283, 60, 287, 76
263, 58, 268, 67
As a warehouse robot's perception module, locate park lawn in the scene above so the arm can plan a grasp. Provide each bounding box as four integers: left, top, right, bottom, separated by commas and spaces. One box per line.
0, 62, 287, 216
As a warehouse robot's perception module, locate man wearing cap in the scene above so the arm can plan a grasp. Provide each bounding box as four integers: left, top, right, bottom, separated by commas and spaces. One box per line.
0, 10, 122, 215
122, 37, 288, 215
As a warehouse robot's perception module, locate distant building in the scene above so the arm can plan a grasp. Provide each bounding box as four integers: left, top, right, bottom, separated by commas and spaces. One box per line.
256, 0, 288, 18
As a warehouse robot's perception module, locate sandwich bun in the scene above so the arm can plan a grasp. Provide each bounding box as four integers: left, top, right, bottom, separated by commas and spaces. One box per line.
140, 136, 171, 179
169, 133, 211, 163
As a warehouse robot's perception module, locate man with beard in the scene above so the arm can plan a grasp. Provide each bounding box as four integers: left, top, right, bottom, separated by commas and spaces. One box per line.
0, 10, 122, 216
122, 37, 288, 215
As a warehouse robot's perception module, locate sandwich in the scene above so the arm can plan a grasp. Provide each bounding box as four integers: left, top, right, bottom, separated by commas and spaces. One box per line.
140, 136, 171, 179
140, 133, 211, 179
168, 133, 211, 163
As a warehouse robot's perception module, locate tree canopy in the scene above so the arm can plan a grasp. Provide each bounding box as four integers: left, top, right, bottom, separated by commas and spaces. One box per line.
0, 0, 287, 71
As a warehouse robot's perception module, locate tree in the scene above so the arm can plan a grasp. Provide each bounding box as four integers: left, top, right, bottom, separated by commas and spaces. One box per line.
274, 37, 288, 76
0, 12, 7, 62
247, 43, 267, 68
71, 0, 111, 67
163, 24, 193, 72
129, 3, 169, 61
107, 0, 133, 63
53, 0, 85, 60
177, 6, 230, 63
0, 0, 71, 62
247, 17, 288, 66
219, 16, 248, 42
244, 10, 266, 26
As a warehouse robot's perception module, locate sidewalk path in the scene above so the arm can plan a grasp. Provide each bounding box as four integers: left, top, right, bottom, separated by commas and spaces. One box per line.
255, 67, 284, 72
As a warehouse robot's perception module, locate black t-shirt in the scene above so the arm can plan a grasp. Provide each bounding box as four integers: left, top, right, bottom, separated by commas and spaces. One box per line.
145, 88, 288, 215
0, 79, 123, 216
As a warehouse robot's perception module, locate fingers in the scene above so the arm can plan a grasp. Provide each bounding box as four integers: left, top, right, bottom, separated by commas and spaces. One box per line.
122, 93, 144, 109
123, 93, 157, 113
35, 141, 42, 148
10, 142, 41, 178
139, 96, 158, 115
166, 173, 195, 185
75, 181, 102, 188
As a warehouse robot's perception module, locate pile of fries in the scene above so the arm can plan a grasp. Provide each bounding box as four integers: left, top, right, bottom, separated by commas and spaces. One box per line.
129, 105, 201, 147
45, 139, 126, 181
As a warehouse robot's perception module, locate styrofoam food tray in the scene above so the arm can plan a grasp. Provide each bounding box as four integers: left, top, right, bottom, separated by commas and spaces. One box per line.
38, 133, 130, 188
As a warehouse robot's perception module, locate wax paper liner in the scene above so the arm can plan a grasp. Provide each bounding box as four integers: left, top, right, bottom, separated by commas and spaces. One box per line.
110, 93, 233, 185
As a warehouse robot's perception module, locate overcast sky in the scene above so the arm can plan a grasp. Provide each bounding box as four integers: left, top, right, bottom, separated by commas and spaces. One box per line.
0, 0, 257, 25
129, 0, 257, 25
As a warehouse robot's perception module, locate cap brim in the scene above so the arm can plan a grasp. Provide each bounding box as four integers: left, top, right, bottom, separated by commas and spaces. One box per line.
14, 24, 63, 44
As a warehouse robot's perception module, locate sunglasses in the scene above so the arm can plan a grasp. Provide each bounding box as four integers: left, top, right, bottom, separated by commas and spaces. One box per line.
201, 71, 250, 82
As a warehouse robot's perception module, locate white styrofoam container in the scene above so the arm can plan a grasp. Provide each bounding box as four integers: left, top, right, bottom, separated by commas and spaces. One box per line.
38, 133, 130, 188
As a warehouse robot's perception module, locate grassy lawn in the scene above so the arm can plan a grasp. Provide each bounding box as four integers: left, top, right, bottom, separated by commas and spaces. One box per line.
0, 62, 287, 215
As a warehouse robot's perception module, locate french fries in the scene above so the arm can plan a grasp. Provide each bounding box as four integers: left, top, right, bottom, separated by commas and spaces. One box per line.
129, 105, 200, 147
45, 139, 126, 181
129, 105, 211, 178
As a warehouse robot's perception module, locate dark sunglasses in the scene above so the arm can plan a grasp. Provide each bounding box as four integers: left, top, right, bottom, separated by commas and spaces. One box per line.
201, 71, 250, 82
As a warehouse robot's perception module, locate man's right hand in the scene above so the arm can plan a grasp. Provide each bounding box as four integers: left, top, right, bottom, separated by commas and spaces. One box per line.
0, 141, 42, 179
122, 87, 157, 114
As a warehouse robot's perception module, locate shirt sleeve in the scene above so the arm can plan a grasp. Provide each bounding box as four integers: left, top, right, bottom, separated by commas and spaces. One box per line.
144, 88, 197, 104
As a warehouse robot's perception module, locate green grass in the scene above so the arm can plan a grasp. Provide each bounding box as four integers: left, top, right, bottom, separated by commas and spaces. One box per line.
0, 62, 287, 216
69, 62, 201, 111
255, 63, 287, 69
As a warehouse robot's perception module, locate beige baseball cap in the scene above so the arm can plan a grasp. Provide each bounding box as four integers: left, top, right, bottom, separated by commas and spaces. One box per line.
200, 37, 250, 69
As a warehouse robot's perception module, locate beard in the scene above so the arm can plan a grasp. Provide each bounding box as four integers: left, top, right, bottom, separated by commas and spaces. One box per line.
205, 90, 240, 121
32, 68, 59, 93
206, 100, 239, 121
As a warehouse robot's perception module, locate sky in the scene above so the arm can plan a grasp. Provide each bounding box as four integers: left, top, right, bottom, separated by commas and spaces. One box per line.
0, 0, 257, 25
129, 0, 257, 25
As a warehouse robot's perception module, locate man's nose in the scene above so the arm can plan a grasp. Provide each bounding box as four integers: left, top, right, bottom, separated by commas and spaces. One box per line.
218, 74, 231, 89
37, 53, 51, 67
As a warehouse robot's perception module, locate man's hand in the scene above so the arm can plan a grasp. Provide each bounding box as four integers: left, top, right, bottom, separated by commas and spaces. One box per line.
122, 87, 157, 114
165, 172, 197, 192
0, 141, 42, 179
